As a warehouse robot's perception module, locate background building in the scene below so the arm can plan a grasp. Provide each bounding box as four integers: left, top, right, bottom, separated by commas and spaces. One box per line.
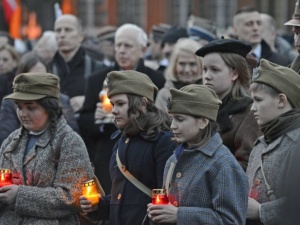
0, 0, 296, 39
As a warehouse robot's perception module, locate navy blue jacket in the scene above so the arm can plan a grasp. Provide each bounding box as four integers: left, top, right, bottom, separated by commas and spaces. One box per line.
96, 130, 176, 225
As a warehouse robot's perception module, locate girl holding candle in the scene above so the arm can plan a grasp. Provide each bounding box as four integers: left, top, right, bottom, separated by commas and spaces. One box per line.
147, 84, 249, 224
0, 72, 94, 224
79, 70, 176, 225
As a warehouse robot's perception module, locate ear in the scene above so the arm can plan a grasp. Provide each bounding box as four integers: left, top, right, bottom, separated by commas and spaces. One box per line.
196, 117, 209, 130
141, 97, 148, 112
139, 46, 147, 57
277, 93, 289, 108
79, 32, 85, 43
231, 69, 239, 82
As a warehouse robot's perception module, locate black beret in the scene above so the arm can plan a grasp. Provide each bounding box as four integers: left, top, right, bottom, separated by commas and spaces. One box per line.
195, 38, 252, 58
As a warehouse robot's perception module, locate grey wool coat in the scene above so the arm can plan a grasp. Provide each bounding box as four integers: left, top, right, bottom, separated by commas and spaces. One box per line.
163, 133, 249, 225
246, 128, 300, 225
0, 116, 94, 225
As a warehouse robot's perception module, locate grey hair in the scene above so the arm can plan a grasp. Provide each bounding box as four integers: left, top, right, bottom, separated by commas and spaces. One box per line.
116, 23, 148, 47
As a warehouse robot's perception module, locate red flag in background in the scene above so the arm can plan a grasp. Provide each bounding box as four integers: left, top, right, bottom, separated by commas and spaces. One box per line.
61, 0, 75, 14
2, 0, 22, 38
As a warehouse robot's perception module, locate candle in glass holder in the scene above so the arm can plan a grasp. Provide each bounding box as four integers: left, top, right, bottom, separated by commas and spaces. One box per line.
152, 189, 169, 205
0, 169, 12, 188
82, 179, 100, 206
99, 89, 112, 113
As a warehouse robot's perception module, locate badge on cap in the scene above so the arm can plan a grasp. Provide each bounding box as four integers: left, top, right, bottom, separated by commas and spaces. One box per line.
252, 67, 260, 81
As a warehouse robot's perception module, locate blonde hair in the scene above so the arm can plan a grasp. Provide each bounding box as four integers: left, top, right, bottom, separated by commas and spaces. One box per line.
219, 52, 250, 99
165, 38, 203, 81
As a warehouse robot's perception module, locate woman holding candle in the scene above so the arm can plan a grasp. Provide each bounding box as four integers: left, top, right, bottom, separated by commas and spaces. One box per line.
147, 84, 249, 224
79, 70, 176, 225
0, 72, 94, 224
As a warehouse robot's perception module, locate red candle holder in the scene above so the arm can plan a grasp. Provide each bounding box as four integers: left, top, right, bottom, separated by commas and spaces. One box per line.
0, 169, 12, 188
152, 189, 169, 205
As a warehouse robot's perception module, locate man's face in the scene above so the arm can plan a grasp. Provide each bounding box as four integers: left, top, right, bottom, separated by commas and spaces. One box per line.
149, 37, 162, 60
293, 26, 300, 54
54, 15, 84, 55
114, 28, 144, 70
234, 11, 262, 47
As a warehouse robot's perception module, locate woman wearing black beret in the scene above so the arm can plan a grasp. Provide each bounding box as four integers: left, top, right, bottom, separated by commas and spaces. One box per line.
195, 38, 261, 170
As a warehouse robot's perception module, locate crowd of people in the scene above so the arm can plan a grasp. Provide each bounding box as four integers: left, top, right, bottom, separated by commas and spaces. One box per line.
0, 2, 300, 225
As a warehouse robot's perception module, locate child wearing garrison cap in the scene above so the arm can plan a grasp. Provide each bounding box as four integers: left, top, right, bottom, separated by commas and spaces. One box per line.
80, 70, 176, 225
195, 38, 262, 170
246, 59, 300, 225
148, 84, 249, 224
0, 73, 93, 224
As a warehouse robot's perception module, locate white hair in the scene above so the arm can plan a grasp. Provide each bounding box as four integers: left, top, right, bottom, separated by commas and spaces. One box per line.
34, 31, 58, 51
116, 23, 148, 47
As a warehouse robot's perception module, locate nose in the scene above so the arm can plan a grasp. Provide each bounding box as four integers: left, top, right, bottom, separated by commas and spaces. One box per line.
18, 108, 27, 117
111, 105, 117, 115
203, 71, 211, 81
295, 33, 300, 47
250, 103, 256, 112
170, 120, 176, 130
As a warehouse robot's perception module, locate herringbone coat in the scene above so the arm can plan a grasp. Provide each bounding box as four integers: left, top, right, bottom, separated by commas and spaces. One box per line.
0, 117, 94, 225
246, 128, 300, 225
163, 133, 249, 225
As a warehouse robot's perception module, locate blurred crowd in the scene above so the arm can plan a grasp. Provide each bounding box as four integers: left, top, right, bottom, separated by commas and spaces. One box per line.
0, 2, 300, 225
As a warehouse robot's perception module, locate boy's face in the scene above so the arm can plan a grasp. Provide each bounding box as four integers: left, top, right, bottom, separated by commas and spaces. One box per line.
250, 88, 282, 126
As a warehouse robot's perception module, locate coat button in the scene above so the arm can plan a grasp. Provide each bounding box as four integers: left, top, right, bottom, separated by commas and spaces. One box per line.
255, 179, 261, 186
117, 193, 121, 200
125, 138, 129, 144
176, 172, 182, 178
173, 201, 178, 207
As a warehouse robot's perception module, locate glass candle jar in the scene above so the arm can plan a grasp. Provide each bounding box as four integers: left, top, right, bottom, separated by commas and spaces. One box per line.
152, 189, 169, 205
0, 169, 12, 188
99, 89, 112, 113
82, 179, 100, 206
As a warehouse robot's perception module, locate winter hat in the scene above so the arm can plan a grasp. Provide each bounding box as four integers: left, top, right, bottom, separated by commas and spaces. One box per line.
4, 72, 60, 100
252, 59, 300, 108
168, 84, 221, 121
107, 70, 158, 101
195, 38, 252, 58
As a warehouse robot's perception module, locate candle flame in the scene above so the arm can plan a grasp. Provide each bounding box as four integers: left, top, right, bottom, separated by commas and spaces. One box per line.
0, 173, 4, 181
156, 195, 161, 204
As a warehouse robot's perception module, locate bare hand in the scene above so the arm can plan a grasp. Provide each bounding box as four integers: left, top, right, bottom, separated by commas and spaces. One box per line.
147, 203, 178, 223
247, 197, 260, 220
94, 102, 108, 120
70, 96, 85, 112
79, 195, 99, 213
0, 185, 19, 205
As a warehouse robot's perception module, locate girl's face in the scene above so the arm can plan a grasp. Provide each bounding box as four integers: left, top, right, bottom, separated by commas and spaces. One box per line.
0, 49, 17, 74
29, 62, 47, 73
251, 88, 282, 126
170, 113, 203, 145
202, 53, 238, 100
110, 94, 130, 129
175, 51, 201, 84
16, 100, 49, 132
